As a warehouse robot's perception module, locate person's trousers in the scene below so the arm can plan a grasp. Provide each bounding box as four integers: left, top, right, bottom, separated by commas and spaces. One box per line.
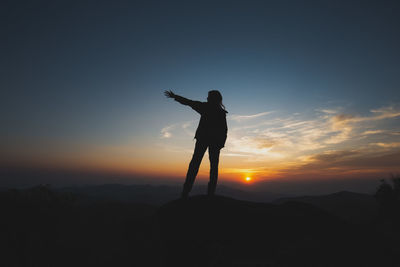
182, 140, 221, 197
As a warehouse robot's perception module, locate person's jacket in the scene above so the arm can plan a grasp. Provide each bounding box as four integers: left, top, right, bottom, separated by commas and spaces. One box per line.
174, 95, 228, 148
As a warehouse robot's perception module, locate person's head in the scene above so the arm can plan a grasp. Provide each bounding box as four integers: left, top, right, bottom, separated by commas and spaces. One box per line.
207, 90, 227, 112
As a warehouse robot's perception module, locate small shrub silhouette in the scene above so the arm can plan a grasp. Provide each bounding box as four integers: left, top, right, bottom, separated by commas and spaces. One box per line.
375, 174, 400, 223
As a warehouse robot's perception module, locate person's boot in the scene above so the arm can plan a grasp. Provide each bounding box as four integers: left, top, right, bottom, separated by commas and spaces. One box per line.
181, 182, 191, 199
207, 182, 216, 197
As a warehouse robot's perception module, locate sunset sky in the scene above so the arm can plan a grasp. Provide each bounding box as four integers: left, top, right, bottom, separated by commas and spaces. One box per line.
1, 1, 400, 192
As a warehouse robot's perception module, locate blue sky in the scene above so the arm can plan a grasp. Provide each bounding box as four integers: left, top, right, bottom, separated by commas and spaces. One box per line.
1, 1, 400, 189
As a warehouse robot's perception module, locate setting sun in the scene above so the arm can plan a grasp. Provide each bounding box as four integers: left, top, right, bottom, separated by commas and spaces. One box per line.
245, 177, 252, 182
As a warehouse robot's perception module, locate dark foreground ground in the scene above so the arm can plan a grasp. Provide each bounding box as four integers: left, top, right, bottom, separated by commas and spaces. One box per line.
1, 186, 399, 267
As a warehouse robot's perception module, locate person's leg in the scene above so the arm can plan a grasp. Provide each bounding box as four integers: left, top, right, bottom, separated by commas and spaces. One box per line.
182, 140, 207, 198
208, 145, 221, 196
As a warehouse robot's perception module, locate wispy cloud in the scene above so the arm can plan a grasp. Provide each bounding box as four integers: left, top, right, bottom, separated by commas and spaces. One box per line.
369, 106, 400, 120
229, 111, 274, 122
181, 121, 196, 137
161, 104, 400, 178
228, 105, 400, 168
316, 108, 339, 114
160, 124, 176, 138
160, 120, 197, 139
362, 130, 385, 135
371, 142, 400, 148
288, 148, 400, 177
305, 150, 360, 163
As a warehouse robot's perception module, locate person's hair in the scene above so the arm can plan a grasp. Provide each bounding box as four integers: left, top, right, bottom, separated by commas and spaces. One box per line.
208, 90, 227, 112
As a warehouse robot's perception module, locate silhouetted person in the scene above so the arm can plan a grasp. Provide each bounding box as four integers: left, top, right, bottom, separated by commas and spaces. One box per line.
164, 90, 228, 198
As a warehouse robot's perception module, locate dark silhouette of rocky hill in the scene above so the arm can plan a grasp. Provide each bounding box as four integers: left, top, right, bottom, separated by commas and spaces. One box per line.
57, 185, 378, 224
58, 183, 181, 205
157, 195, 392, 267
57, 184, 286, 205
1, 185, 398, 267
0, 185, 158, 267
275, 191, 378, 224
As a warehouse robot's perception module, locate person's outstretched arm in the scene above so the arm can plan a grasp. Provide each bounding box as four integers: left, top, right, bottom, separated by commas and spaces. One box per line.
164, 90, 204, 114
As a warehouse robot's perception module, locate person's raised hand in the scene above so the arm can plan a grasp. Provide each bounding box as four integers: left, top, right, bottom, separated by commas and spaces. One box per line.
164, 90, 176, 99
